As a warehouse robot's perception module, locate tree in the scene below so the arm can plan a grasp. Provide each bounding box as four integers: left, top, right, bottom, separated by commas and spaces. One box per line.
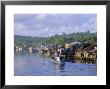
86, 30, 90, 33
62, 32, 66, 35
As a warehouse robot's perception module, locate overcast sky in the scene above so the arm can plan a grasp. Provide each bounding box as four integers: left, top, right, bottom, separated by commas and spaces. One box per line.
14, 14, 97, 37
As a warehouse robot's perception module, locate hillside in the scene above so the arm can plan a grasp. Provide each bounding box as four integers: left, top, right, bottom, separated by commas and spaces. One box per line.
14, 32, 97, 47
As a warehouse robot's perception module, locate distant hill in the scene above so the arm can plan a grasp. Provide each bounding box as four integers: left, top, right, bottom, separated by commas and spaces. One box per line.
14, 32, 97, 47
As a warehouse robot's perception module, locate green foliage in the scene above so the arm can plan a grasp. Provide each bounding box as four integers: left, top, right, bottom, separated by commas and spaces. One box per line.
14, 32, 97, 47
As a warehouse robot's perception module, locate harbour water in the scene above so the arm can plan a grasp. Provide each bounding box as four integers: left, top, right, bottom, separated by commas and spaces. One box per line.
14, 52, 97, 76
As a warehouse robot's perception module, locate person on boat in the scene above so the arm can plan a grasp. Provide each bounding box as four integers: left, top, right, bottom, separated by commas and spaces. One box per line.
51, 50, 59, 62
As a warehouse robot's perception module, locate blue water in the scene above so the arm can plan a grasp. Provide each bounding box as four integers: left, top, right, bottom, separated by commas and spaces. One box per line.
14, 52, 97, 76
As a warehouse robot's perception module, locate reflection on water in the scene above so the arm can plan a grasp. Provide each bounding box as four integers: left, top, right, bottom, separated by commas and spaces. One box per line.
14, 51, 97, 76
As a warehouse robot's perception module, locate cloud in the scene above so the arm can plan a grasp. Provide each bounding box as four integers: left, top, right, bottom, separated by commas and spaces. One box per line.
14, 22, 37, 36
44, 28, 49, 32
73, 17, 97, 33
14, 22, 27, 31
14, 14, 35, 22
35, 14, 47, 21
14, 14, 97, 37
14, 22, 28, 36
35, 24, 44, 29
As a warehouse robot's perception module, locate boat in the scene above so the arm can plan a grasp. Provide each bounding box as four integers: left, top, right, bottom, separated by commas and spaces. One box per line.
51, 56, 65, 65
51, 57, 61, 64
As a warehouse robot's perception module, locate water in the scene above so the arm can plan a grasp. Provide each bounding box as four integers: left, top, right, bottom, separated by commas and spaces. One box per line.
14, 52, 97, 76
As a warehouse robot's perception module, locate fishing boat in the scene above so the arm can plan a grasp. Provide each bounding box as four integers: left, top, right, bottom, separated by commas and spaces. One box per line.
51, 57, 61, 64
51, 56, 65, 65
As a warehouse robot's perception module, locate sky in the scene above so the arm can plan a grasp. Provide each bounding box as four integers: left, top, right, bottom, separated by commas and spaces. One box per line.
14, 14, 97, 37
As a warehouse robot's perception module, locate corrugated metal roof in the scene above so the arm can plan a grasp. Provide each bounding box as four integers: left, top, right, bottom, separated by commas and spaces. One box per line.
70, 41, 81, 45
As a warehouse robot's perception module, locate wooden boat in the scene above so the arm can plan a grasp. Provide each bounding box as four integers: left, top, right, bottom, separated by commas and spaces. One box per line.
51, 56, 65, 65
51, 57, 61, 64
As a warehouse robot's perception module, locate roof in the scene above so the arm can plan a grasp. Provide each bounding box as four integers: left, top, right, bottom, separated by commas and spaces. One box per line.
69, 41, 81, 45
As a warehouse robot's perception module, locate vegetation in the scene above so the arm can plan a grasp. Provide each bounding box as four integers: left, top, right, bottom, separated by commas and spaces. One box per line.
14, 32, 97, 47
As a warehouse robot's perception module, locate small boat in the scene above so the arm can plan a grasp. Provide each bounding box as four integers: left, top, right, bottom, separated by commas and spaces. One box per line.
51, 57, 61, 64
51, 56, 65, 65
